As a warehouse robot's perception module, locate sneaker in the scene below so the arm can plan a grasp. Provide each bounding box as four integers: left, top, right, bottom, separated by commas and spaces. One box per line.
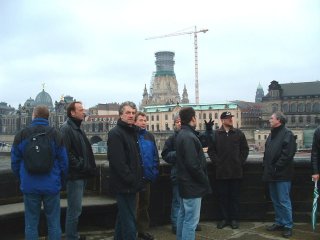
230, 220, 239, 229
217, 220, 228, 229
282, 227, 292, 238
195, 224, 202, 231
266, 224, 284, 231
138, 232, 155, 240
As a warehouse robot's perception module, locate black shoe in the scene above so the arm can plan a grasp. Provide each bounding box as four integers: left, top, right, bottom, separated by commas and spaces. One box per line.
138, 232, 155, 240
195, 224, 202, 231
171, 226, 177, 235
79, 236, 86, 240
230, 220, 239, 229
266, 224, 284, 231
282, 227, 292, 238
217, 220, 228, 229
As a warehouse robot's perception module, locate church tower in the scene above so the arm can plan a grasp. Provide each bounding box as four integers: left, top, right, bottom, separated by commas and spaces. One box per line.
255, 82, 264, 103
181, 84, 189, 103
141, 51, 181, 107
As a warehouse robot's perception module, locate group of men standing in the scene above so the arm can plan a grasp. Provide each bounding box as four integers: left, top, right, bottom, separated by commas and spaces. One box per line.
10, 99, 320, 240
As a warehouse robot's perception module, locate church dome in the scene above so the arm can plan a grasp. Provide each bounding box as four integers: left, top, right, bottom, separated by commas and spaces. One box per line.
34, 89, 53, 108
24, 97, 35, 108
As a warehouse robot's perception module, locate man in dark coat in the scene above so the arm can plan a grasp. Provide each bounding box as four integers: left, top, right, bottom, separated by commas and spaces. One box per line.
175, 107, 211, 240
263, 111, 296, 238
107, 101, 143, 240
207, 111, 249, 229
60, 101, 97, 240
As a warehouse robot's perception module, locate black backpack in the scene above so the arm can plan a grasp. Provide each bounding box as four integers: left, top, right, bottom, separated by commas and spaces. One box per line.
24, 127, 54, 174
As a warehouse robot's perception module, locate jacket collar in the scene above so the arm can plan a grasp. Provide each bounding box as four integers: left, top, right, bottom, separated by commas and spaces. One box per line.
117, 119, 138, 133
218, 125, 235, 133
31, 118, 49, 127
67, 117, 81, 130
181, 124, 199, 136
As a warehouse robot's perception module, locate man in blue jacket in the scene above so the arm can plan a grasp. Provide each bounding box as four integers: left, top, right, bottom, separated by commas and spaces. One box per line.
11, 105, 68, 240
135, 111, 159, 240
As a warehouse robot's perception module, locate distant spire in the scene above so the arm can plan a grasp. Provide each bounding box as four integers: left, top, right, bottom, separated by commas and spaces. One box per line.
257, 82, 263, 89
181, 84, 189, 104
42, 83, 46, 91
143, 84, 148, 97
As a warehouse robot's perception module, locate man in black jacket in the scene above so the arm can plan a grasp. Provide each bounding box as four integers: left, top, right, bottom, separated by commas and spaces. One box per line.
60, 101, 97, 240
207, 111, 249, 229
176, 107, 211, 240
311, 126, 320, 182
107, 101, 143, 240
263, 111, 296, 238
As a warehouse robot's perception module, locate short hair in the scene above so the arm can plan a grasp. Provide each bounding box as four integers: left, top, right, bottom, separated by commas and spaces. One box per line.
273, 111, 286, 125
33, 105, 49, 119
67, 101, 82, 118
119, 101, 137, 116
179, 107, 195, 125
135, 111, 146, 121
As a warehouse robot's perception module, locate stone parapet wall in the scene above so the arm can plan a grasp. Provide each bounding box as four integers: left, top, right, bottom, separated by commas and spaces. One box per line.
0, 156, 314, 224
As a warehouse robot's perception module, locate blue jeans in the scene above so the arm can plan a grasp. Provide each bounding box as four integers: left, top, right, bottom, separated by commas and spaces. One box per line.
24, 193, 61, 240
176, 197, 201, 240
65, 179, 86, 240
269, 181, 293, 228
171, 183, 180, 229
114, 193, 137, 240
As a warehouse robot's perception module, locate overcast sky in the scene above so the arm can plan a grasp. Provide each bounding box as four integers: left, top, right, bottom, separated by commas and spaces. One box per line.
0, 0, 319, 109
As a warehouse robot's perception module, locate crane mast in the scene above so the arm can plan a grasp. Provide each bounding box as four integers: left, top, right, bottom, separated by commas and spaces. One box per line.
146, 26, 208, 104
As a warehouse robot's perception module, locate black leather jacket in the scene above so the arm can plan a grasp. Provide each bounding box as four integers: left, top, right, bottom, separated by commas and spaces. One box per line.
176, 125, 211, 198
60, 117, 97, 180
262, 125, 296, 182
311, 127, 320, 175
107, 119, 143, 194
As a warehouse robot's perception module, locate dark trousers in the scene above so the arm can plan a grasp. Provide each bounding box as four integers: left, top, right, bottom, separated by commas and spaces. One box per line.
215, 179, 241, 221
136, 183, 151, 233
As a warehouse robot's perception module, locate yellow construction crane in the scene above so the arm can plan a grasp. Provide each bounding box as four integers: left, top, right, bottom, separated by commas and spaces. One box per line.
146, 26, 208, 104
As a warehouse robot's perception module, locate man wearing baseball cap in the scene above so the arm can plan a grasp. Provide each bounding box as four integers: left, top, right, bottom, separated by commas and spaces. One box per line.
206, 111, 249, 230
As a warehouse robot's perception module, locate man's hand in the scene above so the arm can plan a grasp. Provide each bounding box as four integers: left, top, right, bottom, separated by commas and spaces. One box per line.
204, 118, 214, 130
312, 174, 319, 181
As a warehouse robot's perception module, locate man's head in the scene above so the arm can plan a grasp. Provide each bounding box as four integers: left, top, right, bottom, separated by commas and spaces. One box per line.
220, 111, 234, 128
179, 107, 196, 127
269, 111, 286, 129
67, 101, 85, 120
135, 112, 147, 129
119, 101, 137, 125
173, 113, 181, 131
32, 105, 49, 120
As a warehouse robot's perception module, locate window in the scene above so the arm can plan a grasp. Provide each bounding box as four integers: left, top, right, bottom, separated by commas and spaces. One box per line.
156, 115, 159, 121
291, 116, 296, 123
151, 115, 154, 121
151, 125, 154, 131
156, 124, 159, 131
209, 113, 212, 119
272, 103, 278, 113
299, 116, 303, 123
198, 113, 201, 119
264, 135, 267, 140
282, 104, 289, 113
258, 135, 261, 140
290, 103, 297, 112
203, 113, 206, 119
307, 116, 311, 123
306, 103, 311, 112
297, 103, 305, 112
165, 114, 168, 120
313, 103, 320, 112
215, 113, 218, 119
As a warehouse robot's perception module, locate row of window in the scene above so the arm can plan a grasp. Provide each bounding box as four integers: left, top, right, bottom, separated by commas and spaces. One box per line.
272, 102, 320, 113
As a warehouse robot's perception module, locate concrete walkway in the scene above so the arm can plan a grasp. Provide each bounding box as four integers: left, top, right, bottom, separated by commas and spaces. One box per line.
73, 221, 320, 240
5, 221, 320, 239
